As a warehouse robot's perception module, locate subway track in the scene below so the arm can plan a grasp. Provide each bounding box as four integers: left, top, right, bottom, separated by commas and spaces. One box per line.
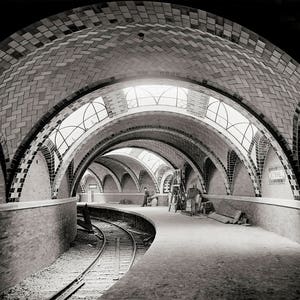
52, 217, 138, 300
1, 216, 152, 300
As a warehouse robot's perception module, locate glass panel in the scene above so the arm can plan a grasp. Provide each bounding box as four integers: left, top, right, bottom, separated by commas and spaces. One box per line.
84, 114, 99, 130
243, 125, 254, 143
159, 97, 177, 106
124, 87, 136, 100
53, 131, 65, 150
231, 122, 249, 135
63, 127, 85, 145
242, 139, 251, 150
217, 103, 228, 124
206, 110, 216, 120
58, 142, 68, 154
139, 97, 156, 106
228, 126, 244, 143
177, 88, 188, 100
97, 109, 109, 121
160, 87, 177, 99
226, 104, 248, 124
216, 115, 228, 128
63, 104, 88, 128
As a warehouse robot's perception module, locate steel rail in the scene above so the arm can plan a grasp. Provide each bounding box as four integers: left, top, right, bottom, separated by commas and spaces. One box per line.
48, 216, 137, 300
48, 223, 106, 300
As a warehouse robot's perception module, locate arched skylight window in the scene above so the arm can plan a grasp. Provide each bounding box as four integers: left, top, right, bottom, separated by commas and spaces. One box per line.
205, 97, 257, 151
49, 97, 108, 156
124, 85, 188, 109
106, 147, 171, 175
123, 84, 258, 154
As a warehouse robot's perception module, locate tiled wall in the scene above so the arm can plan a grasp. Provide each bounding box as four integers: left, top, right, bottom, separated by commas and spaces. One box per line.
19, 151, 51, 202
0, 1, 298, 200
261, 147, 294, 199
0, 199, 77, 291
103, 174, 119, 192
121, 173, 139, 192
232, 161, 256, 197
205, 195, 300, 243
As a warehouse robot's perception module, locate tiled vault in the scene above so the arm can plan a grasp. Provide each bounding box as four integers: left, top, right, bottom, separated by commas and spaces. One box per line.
0, 1, 299, 200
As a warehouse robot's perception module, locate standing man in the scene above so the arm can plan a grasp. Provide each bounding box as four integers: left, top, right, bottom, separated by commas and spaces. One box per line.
142, 187, 150, 207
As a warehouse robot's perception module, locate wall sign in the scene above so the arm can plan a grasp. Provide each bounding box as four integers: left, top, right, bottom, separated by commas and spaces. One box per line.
268, 166, 286, 184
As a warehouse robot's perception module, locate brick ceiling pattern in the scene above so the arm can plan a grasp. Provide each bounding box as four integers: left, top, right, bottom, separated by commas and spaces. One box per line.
68, 124, 235, 196
1, 1, 298, 199
96, 156, 141, 191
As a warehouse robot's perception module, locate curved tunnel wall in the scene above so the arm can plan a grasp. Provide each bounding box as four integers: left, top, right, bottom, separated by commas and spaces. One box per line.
0, 198, 77, 292
0, 1, 299, 291
1, 1, 299, 201
19, 151, 51, 202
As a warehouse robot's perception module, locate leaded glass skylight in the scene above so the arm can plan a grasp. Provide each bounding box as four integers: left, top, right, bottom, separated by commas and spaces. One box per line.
205, 97, 257, 152
123, 84, 258, 154
106, 147, 170, 175
49, 97, 108, 156
124, 85, 188, 109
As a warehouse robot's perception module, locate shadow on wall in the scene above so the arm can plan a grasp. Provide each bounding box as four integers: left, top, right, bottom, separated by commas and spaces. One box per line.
20, 151, 51, 202
261, 147, 294, 199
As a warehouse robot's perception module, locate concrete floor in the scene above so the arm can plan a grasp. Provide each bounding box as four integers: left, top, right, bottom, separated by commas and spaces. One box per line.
87, 204, 300, 300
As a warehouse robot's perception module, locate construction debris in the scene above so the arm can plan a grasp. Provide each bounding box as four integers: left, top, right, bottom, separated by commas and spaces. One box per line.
207, 201, 249, 225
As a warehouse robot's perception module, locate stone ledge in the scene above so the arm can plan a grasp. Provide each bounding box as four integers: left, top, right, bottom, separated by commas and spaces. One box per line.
0, 197, 77, 212
204, 194, 300, 210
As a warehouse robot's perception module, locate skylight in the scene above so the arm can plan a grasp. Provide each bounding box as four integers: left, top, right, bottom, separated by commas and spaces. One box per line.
205, 97, 257, 151
49, 97, 108, 156
106, 147, 170, 175
124, 85, 188, 109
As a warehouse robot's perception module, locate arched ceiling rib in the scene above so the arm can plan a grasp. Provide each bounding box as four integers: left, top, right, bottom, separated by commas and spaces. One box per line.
89, 162, 122, 192
2, 1, 299, 200
82, 169, 103, 193
68, 124, 235, 196
101, 153, 160, 193
95, 156, 140, 192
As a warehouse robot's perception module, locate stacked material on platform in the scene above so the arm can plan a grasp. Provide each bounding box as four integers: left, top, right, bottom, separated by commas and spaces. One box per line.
207, 201, 247, 224
207, 212, 233, 224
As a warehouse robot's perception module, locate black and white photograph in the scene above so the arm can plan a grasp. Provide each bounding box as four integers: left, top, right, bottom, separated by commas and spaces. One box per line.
0, 0, 300, 299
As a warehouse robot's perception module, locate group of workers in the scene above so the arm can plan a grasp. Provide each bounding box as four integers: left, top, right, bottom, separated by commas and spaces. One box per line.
142, 185, 204, 214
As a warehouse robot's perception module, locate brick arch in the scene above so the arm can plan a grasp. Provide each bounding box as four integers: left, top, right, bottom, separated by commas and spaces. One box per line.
68, 126, 230, 196
139, 170, 158, 193
1, 3, 298, 199
83, 169, 103, 193
102, 174, 119, 193
121, 173, 139, 193
227, 150, 239, 192
39, 145, 55, 184
101, 156, 140, 192
203, 157, 215, 192
0, 134, 9, 202
160, 170, 175, 194
108, 142, 206, 194
9, 71, 295, 199
256, 135, 271, 186
0, 1, 298, 80
293, 108, 300, 180
106, 153, 160, 193
97, 165, 121, 193
0, 145, 6, 203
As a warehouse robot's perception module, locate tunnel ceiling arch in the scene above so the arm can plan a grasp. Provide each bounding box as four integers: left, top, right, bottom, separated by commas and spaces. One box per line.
102, 141, 208, 193
0, 1, 299, 200
67, 120, 250, 197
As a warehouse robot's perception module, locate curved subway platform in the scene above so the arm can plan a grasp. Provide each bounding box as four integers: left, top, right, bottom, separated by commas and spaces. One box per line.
83, 204, 300, 300
1, 1, 300, 299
